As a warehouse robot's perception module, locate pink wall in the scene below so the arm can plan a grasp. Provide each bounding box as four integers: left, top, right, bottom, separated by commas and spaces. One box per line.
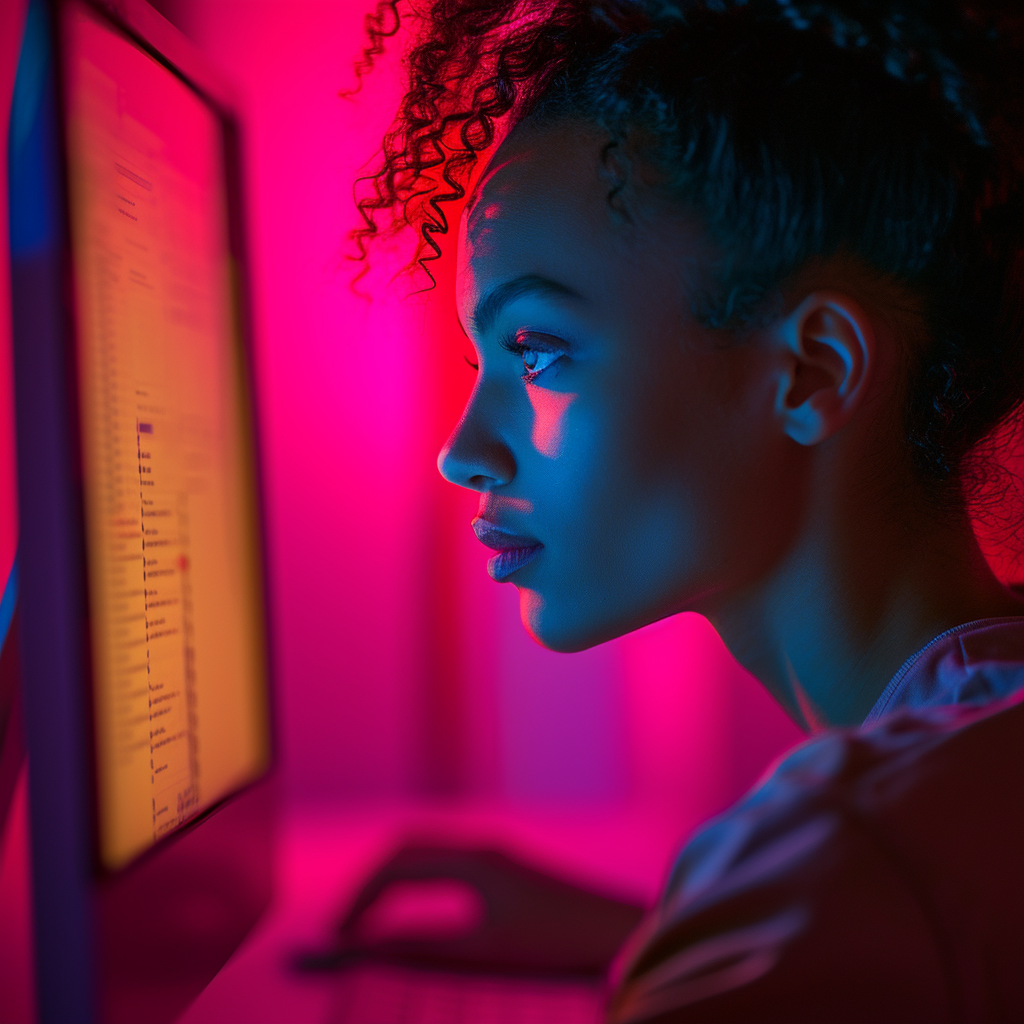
160, 0, 805, 830
162, 0, 433, 804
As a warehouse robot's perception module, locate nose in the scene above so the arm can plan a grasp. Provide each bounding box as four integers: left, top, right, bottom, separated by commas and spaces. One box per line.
437, 395, 516, 492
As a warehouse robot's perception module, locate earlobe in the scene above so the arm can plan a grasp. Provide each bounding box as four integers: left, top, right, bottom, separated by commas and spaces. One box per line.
775, 292, 875, 447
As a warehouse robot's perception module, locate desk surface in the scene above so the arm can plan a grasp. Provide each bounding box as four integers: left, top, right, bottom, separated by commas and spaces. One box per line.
177, 803, 689, 1024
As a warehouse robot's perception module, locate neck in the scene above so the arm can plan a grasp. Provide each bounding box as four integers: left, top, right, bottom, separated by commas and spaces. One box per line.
705, 493, 1024, 731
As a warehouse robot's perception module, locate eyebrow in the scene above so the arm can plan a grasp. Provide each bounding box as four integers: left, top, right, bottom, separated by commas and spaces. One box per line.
470, 275, 583, 336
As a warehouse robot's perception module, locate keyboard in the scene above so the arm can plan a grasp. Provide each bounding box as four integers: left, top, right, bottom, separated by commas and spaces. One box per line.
326, 963, 605, 1024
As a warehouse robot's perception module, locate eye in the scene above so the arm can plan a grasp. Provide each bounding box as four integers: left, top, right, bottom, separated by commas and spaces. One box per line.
499, 331, 565, 382
521, 348, 561, 377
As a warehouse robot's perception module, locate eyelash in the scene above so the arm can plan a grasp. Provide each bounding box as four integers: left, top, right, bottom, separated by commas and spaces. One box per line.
498, 331, 564, 383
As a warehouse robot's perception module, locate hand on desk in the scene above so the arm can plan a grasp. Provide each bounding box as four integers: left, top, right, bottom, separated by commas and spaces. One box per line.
297, 842, 647, 977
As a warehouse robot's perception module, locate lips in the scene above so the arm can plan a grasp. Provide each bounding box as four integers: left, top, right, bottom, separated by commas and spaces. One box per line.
471, 518, 543, 581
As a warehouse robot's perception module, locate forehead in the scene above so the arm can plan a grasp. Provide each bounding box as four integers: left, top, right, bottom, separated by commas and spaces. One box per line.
464, 120, 610, 235
457, 122, 623, 311
456, 120, 705, 328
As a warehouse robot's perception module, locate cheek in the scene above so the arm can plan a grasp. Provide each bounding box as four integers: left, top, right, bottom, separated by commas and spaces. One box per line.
525, 383, 577, 458
551, 357, 736, 576
538, 372, 693, 551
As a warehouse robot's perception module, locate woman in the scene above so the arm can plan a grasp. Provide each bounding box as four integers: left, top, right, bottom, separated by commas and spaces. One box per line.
347, 1, 1024, 1019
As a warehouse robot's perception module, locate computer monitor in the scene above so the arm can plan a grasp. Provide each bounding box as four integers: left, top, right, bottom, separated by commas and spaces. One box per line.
8, 1, 275, 1021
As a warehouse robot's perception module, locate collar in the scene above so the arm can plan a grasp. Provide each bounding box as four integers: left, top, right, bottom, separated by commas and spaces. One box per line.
863, 616, 1024, 725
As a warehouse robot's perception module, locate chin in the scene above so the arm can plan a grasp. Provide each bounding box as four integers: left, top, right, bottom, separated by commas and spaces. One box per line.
518, 579, 702, 652
518, 588, 635, 653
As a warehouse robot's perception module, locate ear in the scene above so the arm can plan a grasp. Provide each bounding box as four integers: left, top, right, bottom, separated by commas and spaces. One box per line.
772, 291, 875, 446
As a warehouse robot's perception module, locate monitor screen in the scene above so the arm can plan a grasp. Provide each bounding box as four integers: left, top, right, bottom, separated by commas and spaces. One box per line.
62, 2, 269, 871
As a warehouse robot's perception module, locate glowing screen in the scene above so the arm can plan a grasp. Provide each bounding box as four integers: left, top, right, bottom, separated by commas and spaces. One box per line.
63, 3, 269, 870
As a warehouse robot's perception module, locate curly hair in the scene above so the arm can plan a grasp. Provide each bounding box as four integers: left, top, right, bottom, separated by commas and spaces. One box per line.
349, 0, 1024, 487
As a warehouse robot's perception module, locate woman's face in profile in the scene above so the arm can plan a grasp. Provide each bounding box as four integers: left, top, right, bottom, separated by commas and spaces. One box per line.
441, 120, 804, 652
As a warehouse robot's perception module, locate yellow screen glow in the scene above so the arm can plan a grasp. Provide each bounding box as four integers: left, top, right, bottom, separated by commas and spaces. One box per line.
64, 4, 270, 871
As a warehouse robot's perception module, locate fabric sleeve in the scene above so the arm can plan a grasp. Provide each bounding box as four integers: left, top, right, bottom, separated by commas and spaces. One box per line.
606, 741, 954, 1024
